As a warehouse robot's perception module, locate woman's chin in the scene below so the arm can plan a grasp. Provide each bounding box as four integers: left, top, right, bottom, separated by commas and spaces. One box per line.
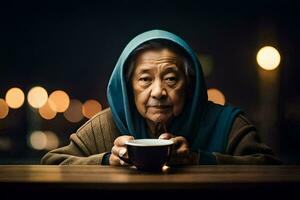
148, 114, 172, 124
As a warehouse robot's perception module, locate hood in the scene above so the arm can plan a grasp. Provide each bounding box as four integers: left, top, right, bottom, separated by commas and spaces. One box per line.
107, 30, 240, 152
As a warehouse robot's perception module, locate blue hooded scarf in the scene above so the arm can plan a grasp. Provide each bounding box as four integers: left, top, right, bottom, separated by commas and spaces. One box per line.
107, 30, 241, 153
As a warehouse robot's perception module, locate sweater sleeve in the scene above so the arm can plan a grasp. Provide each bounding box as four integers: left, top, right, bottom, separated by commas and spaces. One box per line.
41, 133, 108, 165
41, 109, 119, 165
213, 114, 282, 164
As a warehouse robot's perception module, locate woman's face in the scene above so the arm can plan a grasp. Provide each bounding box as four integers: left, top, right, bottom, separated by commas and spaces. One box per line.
131, 49, 186, 125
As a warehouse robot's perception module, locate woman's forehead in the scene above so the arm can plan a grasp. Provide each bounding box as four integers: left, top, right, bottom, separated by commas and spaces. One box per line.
134, 49, 182, 67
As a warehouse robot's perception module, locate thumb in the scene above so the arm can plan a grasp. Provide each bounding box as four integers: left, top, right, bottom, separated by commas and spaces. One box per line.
159, 133, 174, 140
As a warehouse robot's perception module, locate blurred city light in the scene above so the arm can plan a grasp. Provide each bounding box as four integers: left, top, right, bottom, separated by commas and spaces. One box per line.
82, 99, 102, 119
28, 131, 48, 150
38, 100, 57, 120
63, 99, 84, 123
5, 87, 25, 109
27, 86, 48, 108
28, 130, 60, 150
198, 54, 214, 77
0, 138, 12, 151
256, 46, 281, 70
0, 98, 9, 119
207, 88, 226, 105
48, 90, 70, 112
44, 131, 59, 150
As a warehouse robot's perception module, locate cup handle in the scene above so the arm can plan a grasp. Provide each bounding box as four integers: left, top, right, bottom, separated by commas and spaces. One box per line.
118, 155, 133, 165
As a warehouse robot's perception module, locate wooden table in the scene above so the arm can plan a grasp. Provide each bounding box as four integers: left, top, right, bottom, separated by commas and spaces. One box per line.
0, 165, 299, 198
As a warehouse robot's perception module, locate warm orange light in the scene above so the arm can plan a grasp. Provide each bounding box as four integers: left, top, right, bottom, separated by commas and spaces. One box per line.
0, 98, 9, 119
63, 99, 83, 123
48, 90, 70, 112
257, 46, 281, 70
27, 86, 48, 108
0, 138, 12, 151
28, 131, 48, 150
28, 130, 59, 150
44, 131, 59, 150
38, 100, 57, 120
82, 99, 102, 119
5, 87, 25, 109
207, 88, 226, 105
198, 54, 214, 77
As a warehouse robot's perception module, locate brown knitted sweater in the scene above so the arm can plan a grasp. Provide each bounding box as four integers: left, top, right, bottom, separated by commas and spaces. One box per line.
41, 108, 281, 165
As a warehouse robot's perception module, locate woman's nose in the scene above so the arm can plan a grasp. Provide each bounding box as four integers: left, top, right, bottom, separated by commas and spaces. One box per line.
150, 80, 167, 99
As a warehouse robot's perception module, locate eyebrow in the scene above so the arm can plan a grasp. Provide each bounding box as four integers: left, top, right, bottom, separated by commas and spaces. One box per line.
135, 65, 180, 76
135, 67, 153, 75
138, 64, 179, 71
163, 65, 179, 72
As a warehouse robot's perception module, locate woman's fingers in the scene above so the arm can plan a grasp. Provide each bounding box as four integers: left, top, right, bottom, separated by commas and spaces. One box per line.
109, 154, 129, 166
111, 146, 128, 158
170, 136, 189, 155
114, 135, 134, 146
110, 135, 134, 166
112, 135, 134, 158
159, 133, 174, 140
159, 134, 189, 155
109, 154, 121, 165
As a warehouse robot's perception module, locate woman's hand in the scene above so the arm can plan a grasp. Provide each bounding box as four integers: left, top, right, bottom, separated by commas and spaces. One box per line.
159, 133, 198, 165
159, 133, 189, 155
109, 135, 134, 166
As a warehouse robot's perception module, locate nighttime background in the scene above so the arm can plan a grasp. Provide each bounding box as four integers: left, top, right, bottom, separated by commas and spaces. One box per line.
0, 0, 299, 164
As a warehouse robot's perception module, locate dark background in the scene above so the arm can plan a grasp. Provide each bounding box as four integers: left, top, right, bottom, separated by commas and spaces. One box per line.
0, 0, 299, 164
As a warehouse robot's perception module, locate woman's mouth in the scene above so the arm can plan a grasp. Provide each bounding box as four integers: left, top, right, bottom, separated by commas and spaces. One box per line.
147, 106, 172, 113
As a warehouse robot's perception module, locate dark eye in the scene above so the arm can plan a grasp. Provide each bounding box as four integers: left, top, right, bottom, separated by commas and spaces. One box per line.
164, 76, 178, 85
166, 77, 177, 81
139, 77, 151, 82
138, 76, 152, 87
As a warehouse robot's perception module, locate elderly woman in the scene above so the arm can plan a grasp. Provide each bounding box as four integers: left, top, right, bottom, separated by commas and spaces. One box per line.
41, 30, 281, 165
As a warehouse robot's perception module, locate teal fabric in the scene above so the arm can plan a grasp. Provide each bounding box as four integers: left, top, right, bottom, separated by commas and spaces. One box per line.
199, 151, 217, 165
107, 30, 241, 154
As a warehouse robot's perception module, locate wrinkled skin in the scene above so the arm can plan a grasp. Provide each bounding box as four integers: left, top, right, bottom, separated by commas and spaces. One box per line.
109, 49, 196, 166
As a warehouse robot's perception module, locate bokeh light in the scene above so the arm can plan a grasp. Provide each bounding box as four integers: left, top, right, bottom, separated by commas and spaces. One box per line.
256, 46, 281, 70
0, 98, 9, 119
5, 87, 25, 109
28, 131, 48, 150
198, 54, 214, 77
63, 99, 84, 123
82, 99, 102, 119
48, 90, 70, 112
0, 138, 12, 151
28, 130, 59, 150
207, 88, 226, 105
38, 100, 57, 120
44, 131, 59, 150
27, 86, 48, 108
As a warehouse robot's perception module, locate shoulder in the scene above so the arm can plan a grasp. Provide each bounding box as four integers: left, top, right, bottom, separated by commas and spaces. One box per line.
73, 108, 120, 153
231, 114, 254, 130
230, 114, 257, 137
227, 114, 258, 149
76, 108, 119, 136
